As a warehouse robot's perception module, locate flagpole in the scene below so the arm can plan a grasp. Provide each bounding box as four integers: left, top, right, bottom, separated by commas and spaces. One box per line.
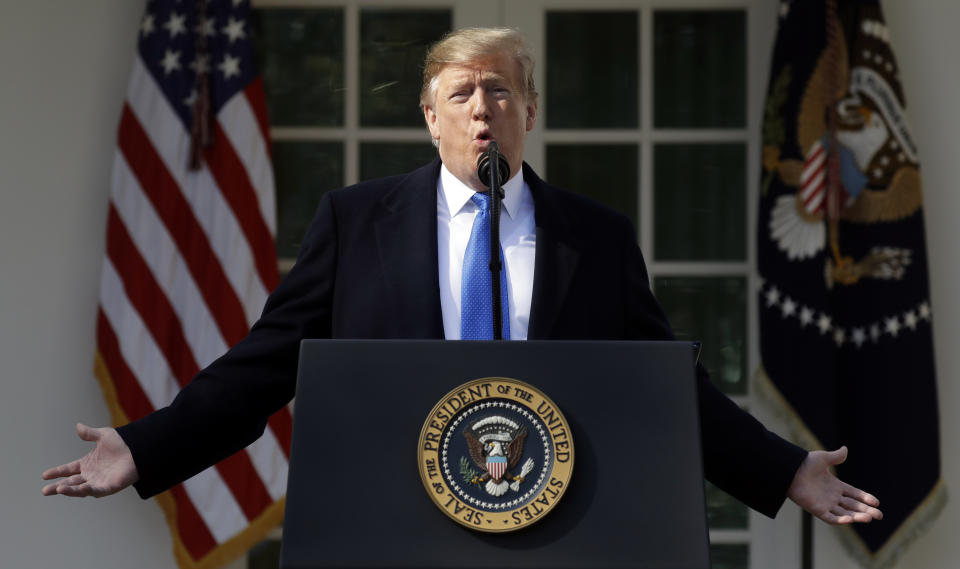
802, 510, 813, 569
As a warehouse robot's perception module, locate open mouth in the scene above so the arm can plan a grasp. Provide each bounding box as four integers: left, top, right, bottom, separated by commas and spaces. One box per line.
474, 129, 494, 144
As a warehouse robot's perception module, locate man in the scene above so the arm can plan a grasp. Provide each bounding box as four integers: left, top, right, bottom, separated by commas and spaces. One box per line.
43, 27, 881, 526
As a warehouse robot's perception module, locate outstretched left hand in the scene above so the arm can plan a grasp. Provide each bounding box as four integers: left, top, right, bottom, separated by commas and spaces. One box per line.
787, 446, 882, 525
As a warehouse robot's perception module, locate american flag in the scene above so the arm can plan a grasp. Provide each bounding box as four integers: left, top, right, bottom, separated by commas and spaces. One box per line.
94, 0, 290, 567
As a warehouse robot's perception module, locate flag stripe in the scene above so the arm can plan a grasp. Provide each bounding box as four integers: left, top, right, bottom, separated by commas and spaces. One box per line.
204, 121, 279, 294
97, 312, 220, 559
99, 260, 241, 543
243, 78, 273, 159
105, 207, 274, 520
117, 104, 250, 346
111, 151, 229, 368
266, 408, 292, 457
105, 206, 202, 384
100, 258, 180, 409
218, 90, 277, 238
244, 427, 288, 500
96, 309, 156, 424
169, 484, 220, 559
125, 58, 270, 327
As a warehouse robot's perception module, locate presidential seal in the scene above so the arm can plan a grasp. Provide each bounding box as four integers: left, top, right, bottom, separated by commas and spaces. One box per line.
417, 378, 574, 532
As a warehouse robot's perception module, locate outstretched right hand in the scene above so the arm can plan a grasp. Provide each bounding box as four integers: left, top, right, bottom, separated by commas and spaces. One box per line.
41, 423, 139, 498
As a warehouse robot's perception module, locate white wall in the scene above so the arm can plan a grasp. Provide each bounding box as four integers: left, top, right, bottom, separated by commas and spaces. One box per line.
0, 1, 956, 568
0, 2, 181, 568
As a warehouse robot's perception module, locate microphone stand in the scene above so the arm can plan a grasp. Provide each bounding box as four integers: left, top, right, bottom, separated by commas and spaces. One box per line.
478, 141, 509, 340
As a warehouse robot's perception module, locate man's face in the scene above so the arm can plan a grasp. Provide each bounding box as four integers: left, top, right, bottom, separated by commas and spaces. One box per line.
423, 53, 537, 191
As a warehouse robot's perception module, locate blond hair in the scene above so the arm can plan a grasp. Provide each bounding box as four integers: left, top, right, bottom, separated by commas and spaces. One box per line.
419, 27, 538, 108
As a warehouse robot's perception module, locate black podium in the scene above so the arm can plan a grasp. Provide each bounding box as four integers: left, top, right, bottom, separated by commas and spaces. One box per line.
280, 340, 709, 569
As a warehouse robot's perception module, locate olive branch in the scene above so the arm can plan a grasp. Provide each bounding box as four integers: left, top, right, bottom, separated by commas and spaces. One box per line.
460, 456, 479, 484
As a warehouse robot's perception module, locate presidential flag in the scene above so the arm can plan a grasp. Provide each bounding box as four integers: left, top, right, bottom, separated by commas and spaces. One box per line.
757, 0, 944, 566
94, 1, 290, 567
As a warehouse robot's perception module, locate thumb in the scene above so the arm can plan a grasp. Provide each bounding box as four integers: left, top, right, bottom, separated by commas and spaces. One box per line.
76, 423, 101, 443
827, 445, 849, 466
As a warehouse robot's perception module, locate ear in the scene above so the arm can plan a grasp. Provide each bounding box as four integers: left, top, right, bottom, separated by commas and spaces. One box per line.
525, 99, 538, 132
424, 105, 440, 141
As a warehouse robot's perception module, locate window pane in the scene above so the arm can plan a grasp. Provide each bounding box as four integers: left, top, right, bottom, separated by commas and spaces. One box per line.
272, 142, 344, 259
546, 144, 638, 229
706, 481, 748, 529
654, 10, 745, 128
654, 276, 747, 395
252, 8, 344, 127
654, 143, 745, 260
711, 543, 749, 569
359, 142, 438, 181
546, 11, 638, 128
360, 8, 451, 127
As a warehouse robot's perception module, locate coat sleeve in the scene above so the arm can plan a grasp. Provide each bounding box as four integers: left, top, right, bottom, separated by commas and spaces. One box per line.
117, 192, 341, 498
618, 216, 808, 518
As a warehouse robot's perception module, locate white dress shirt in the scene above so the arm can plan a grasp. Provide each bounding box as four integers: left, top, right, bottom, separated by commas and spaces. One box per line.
437, 164, 537, 340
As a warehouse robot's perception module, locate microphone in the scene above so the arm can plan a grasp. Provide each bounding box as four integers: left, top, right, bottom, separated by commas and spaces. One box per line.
475, 140, 509, 340
477, 141, 510, 190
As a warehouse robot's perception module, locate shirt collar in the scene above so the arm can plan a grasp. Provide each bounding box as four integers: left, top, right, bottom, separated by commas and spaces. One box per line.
439, 163, 527, 219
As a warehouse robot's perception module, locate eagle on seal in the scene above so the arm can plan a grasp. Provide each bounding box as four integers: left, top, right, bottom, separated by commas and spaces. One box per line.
464, 415, 535, 497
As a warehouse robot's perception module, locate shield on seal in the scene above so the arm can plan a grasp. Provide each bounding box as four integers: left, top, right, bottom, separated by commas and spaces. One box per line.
487, 456, 507, 481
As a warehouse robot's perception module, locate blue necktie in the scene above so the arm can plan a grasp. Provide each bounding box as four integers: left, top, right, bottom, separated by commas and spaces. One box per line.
461, 192, 510, 340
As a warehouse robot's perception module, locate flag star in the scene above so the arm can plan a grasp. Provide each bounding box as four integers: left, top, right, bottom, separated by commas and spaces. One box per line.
780, 297, 797, 318
816, 313, 832, 335
183, 89, 197, 107
164, 12, 187, 38
196, 18, 217, 37
885, 317, 901, 337
190, 54, 210, 74
141, 13, 156, 37
833, 328, 846, 347
798, 306, 814, 327
903, 310, 918, 330
919, 302, 931, 320
870, 323, 881, 342
765, 286, 781, 308
218, 54, 241, 79
222, 17, 247, 43
852, 327, 867, 348
160, 49, 182, 74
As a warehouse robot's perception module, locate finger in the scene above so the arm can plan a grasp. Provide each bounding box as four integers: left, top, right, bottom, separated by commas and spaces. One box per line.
842, 484, 880, 507
56, 482, 95, 497
819, 511, 850, 525
59, 474, 87, 486
830, 504, 876, 524
76, 423, 101, 443
839, 496, 883, 519
41, 460, 82, 480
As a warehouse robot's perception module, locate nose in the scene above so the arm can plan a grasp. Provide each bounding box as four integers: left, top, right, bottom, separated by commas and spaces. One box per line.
471, 88, 492, 121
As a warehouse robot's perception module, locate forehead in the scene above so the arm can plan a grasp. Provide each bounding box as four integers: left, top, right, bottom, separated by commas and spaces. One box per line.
435, 54, 523, 87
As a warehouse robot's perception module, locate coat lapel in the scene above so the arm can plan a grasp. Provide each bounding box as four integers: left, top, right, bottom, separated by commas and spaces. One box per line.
524, 163, 582, 339
374, 159, 445, 338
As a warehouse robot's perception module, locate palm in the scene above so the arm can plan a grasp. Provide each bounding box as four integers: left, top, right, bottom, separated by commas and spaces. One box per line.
42, 424, 138, 498
787, 446, 882, 525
